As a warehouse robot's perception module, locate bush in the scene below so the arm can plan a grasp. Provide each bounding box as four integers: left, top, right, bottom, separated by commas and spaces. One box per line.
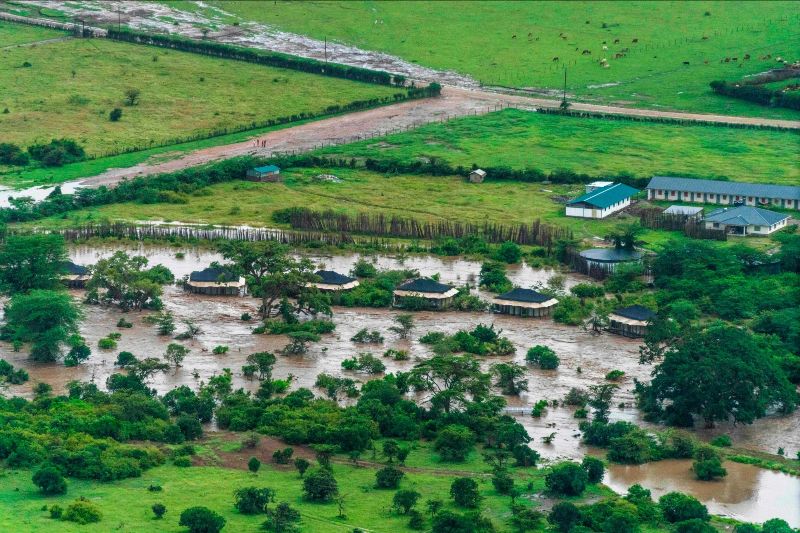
263, 501, 301, 532
234, 486, 275, 514
303, 468, 338, 501
27, 138, 85, 167
581, 456, 605, 483
0, 142, 29, 165
49, 504, 63, 519
351, 328, 384, 344
434, 425, 474, 462
658, 492, 709, 523
179, 506, 226, 533
116, 318, 133, 328
109, 108, 123, 121
392, 489, 421, 514
548, 501, 582, 532
152, 503, 166, 519
248, 457, 261, 473
710, 435, 732, 447
675, 519, 717, 533
526, 345, 559, 369
692, 446, 727, 481
63, 499, 102, 524
272, 447, 294, 464
375, 465, 404, 489
212, 345, 229, 355
32, 466, 67, 495
98, 337, 117, 350
174, 456, 192, 467
494, 241, 522, 263
570, 283, 605, 299
545, 462, 587, 496
450, 477, 481, 508
607, 429, 659, 464
605, 370, 625, 381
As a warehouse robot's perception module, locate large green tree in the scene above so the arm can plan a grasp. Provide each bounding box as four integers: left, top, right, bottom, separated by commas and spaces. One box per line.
85, 252, 171, 310
638, 323, 797, 427
0, 234, 67, 294
2, 289, 81, 362
218, 240, 329, 320
409, 354, 491, 413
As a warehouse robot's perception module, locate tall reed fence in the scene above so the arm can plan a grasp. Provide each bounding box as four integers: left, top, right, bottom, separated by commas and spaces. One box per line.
636, 208, 727, 241
564, 248, 655, 281
280, 209, 572, 249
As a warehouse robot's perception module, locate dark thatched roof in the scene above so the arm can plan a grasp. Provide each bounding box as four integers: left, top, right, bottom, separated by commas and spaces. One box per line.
316, 270, 356, 285
579, 248, 643, 263
396, 279, 454, 294
189, 267, 238, 283
495, 288, 552, 303
62, 261, 88, 276
612, 305, 656, 322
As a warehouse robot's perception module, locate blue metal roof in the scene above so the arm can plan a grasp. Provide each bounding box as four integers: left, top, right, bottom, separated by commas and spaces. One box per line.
704, 206, 790, 226
252, 165, 280, 173
567, 183, 639, 209
647, 176, 800, 201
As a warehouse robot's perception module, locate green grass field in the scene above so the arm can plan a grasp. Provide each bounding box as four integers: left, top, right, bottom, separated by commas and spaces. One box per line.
0, 25, 397, 156
192, 0, 800, 118
319, 109, 800, 184
0, 20, 64, 46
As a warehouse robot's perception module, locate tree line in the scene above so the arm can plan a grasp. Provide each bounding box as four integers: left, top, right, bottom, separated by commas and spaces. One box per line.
710, 80, 800, 111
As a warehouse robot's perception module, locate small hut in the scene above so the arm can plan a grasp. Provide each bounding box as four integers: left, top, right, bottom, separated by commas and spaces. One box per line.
608, 305, 656, 338
393, 279, 458, 309
185, 267, 245, 296
311, 270, 360, 292
491, 288, 558, 317
246, 165, 281, 182
469, 169, 487, 184
62, 261, 90, 289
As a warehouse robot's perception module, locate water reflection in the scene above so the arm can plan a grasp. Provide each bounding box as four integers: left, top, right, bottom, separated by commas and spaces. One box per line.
0, 181, 83, 208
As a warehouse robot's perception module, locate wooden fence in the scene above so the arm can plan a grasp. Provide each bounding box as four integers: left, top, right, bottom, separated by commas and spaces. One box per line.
637, 209, 727, 241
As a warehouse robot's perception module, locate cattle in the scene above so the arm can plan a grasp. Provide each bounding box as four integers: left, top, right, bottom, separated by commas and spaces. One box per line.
614, 52, 625, 59
632, 38, 639, 43
683, 61, 690, 65
702, 36, 709, 40
614, 38, 620, 44
582, 49, 591, 55
602, 45, 608, 51
552, 56, 559, 62
512, 34, 517, 39
744, 54, 750, 60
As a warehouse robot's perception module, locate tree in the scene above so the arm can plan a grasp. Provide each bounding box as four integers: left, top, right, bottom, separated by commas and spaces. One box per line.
383, 440, 400, 463
526, 345, 559, 369
495, 241, 522, 263
3, 290, 81, 362
109, 107, 122, 121
432, 510, 491, 533
248, 457, 261, 474
86, 252, 170, 310
509, 504, 543, 533
263, 502, 301, 532
548, 502, 582, 532
375, 465, 404, 489
0, 234, 67, 294
124, 87, 141, 105
179, 506, 226, 533
638, 324, 796, 428
165, 343, 190, 368
293, 458, 310, 477
281, 331, 320, 355
0, 142, 29, 165
675, 518, 717, 533
390, 313, 415, 339
32, 465, 67, 495
247, 352, 276, 380
218, 241, 329, 320
491, 362, 528, 395
479, 261, 512, 293
545, 462, 587, 496
152, 503, 166, 519
450, 477, 481, 508
303, 468, 338, 501
393, 489, 421, 514
434, 424, 475, 462
588, 383, 618, 423
581, 456, 605, 483
692, 446, 727, 481
409, 354, 491, 413
762, 519, 795, 533
234, 487, 275, 514
658, 492, 709, 523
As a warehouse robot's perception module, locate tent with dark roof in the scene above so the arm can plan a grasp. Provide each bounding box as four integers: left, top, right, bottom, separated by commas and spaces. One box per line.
61, 261, 90, 289
393, 279, 459, 309
311, 270, 359, 291
185, 266, 245, 296
608, 305, 656, 337
491, 288, 559, 317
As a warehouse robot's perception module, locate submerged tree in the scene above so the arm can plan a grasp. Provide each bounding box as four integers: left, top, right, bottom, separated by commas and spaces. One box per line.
2, 290, 81, 362
0, 234, 67, 294
85, 252, 171, 310
491, 362, 529, 395
409, 354, 491, 414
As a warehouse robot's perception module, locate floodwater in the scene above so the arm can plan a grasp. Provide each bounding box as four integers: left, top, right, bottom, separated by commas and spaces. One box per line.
0, 181, 83, 208
605, 460, 800, 527
1, 243, 798, 525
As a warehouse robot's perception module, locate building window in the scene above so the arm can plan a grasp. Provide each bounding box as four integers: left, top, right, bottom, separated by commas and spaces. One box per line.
722, 195, 727, 200
713, 223, 719, 228
753, 226, 761, 231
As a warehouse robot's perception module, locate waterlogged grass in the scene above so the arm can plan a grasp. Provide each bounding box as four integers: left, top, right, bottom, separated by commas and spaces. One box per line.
319, 109, 800, 184
0, 28, 397, 156
198, 0, 800, 118
0, 20, 65, 46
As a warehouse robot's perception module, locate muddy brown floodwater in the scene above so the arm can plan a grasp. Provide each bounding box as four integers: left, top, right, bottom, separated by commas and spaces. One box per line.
1, 243, 798, 525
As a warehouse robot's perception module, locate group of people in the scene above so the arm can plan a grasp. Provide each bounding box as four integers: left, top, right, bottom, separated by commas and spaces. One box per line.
251, 139, 268, 148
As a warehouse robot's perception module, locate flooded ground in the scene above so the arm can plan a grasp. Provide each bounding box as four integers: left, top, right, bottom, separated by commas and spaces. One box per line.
1, 243, 798, 524
0, 180, 83, 208
605, 460, 800, 527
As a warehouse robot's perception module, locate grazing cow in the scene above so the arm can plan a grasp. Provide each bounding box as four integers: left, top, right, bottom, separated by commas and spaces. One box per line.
602, 45, 608, 51
528, 32, 532, 37
582, 49, 591, 55
704, 60, 709, 64
702, 36, 709, 40
744, 54, 750, 60
732, 57, 737, 61
724, 57, 730, 62
561, 34, 567, 40
614, 52, 625, 59
621, 47, 629, 52
552, 56, 559, 62
632, 38, 639, 43
512, 34, 517, 39
614, 38, 620, 44
683, 61, 690, 65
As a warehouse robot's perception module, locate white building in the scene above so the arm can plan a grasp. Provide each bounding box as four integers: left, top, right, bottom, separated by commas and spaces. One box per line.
566, 183, 639, 219
703, 205, 790, 236
646, 176, 800, 211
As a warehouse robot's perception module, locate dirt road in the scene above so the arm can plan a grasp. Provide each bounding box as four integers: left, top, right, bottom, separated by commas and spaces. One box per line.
79, 85, 800, 188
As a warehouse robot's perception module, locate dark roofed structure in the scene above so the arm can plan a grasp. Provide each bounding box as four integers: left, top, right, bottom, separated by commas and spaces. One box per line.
608, 305, 656, 337
63, 261, 88, 276
186, 266, 244, 296
312, 270, 359, 291
646, 176, 800, 210
189, 267, 239, 283
491, 288, 559, 317
61, 261, 90, 288
579, 248, 643, 263
393, 279, 459, 309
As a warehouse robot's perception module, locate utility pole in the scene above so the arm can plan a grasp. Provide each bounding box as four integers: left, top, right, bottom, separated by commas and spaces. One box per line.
324, 36, 328, 63
560, 67, 570, 111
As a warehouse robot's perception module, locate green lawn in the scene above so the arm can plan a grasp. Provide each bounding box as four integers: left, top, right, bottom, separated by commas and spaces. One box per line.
0, 20, 65, 46
193, 0, 800, 118
319, 109, 800, 184
28, 166, 684, 248
0, 26, 397, 156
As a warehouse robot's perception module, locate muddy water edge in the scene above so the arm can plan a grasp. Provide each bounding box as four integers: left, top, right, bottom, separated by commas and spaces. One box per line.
1, 243, 798, 525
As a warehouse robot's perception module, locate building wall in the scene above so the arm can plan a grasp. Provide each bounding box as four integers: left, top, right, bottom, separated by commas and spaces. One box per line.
648, 188, 798, 210
566, 197, 631, 219
705, 217, 788, 235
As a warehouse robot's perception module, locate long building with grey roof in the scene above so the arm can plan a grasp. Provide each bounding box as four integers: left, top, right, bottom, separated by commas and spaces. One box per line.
646, 176, 800, 211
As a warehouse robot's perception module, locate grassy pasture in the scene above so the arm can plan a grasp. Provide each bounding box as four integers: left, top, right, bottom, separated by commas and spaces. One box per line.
197, 0, 800, 118
0, 27, 398, 156
319, 109, 800, 184
0, 20, 64, 47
